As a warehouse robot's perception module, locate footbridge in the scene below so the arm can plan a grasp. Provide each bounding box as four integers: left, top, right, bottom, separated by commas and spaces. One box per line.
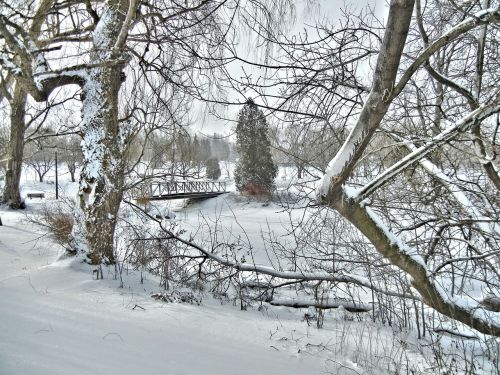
132, 180, 227, 201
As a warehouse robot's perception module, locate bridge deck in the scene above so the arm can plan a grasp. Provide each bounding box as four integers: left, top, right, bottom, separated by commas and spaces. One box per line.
132, 180, 227, 201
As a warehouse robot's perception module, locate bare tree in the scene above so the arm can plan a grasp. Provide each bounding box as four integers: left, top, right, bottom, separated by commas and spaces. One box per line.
0, 0, 294, 263
0, 0, 56, 208
304, 1, 500, 335
25, 140, 55, 182
59, 135, 83, 183
192, 0, 500, 336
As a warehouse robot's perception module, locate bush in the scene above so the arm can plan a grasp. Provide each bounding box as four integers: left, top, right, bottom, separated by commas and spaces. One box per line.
28, 200, 75, 249
46, 212, 74, 246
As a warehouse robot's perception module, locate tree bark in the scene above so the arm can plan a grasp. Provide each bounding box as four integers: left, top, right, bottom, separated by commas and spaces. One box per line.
318, 1, 500, 336
1, 0, 54, 209
2, 84, 26, 209
78, 3, 129, 263
79, 65, 125, 263
318, 0, 416, 198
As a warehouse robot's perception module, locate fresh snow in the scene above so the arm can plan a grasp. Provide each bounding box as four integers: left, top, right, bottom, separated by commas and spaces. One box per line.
365, 206, 427, 268
1, 173, 496, 374
0, 204, 437, 375
0, 210, 329, 375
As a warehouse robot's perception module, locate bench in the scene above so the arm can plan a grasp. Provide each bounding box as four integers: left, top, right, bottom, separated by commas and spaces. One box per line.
27, 192, 45, 199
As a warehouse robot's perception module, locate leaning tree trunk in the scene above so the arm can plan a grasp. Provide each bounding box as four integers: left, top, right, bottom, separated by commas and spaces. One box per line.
2, 84, 27, 209
78, 4, 128, 264
318, 1, 500, 336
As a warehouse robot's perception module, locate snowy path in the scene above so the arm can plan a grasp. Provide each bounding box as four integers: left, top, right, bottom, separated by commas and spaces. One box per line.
0, 212, 327, 375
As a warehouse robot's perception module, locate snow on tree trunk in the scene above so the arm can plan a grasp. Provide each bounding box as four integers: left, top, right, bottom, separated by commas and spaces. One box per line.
317, 0, 415, 199
332, 190, 500, 337
314, 0, 500, 336
78, 5, 128, 263
1, 0, 54, 209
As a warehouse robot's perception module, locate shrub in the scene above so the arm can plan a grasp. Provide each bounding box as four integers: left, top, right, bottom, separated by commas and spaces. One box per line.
28, 200, 75, 249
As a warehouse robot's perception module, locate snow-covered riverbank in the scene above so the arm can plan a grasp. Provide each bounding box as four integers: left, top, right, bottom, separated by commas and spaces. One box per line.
1, 178, 493, 374
0, 208, 331, 375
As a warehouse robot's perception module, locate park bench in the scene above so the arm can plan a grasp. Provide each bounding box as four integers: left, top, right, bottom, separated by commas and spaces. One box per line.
27, 192, 45, 199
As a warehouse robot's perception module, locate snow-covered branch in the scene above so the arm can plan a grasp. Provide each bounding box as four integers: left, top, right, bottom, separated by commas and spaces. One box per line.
332, 188, 500, 337
403, 144, 500, 238
316, 0, 416, 200
269, 298, 372, 313
171, 233, 413, 300
355, 93, 500, 202
0, 11, 84, 101
391, 8, 500, 101
317, 7, 500, 204
125, 201, 414, 300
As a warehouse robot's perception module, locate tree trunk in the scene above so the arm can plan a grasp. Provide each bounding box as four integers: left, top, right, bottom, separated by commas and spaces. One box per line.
1, 0, 54, 209
318, 0, 416, 197
68, 164, 76, 183
331, 193, 500, 336
78, 4, 128, 263
297, 165, 303, 179
79, 64, 125, 264
2, 85, 26, 209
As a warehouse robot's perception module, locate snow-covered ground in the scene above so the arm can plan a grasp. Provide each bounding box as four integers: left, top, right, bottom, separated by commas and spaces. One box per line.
0, 209, 333, 375
1, 169, 495, 374
0, 205, 428, 375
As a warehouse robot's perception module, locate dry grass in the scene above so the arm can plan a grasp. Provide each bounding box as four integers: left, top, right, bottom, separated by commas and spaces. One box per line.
241, 182, 273, 199
135, 196, 151, 207
45, 211, 74, 246
28, 200, 75, 248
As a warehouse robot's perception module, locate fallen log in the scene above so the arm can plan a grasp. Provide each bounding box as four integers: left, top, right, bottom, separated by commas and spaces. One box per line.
433, 328, 479, 340
269, 298, 372, 313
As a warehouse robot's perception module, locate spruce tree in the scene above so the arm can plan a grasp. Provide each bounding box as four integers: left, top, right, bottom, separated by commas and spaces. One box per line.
205, 158, 221, 180
234, 99, 278, 195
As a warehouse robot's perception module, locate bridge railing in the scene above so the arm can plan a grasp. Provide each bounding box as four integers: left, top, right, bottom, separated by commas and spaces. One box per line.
132, 180, 227, 199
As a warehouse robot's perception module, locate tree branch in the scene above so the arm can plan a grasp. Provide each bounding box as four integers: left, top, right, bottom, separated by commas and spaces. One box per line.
355, 93, 500, 202
391, 8, 500, 101
332, 189, 500, 337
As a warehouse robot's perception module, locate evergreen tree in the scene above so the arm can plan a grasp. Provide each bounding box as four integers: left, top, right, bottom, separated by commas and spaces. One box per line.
211, 133, 231, 161
199, 138, 212, 161
205, 158, 221, 180
234, 99, 277, 195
